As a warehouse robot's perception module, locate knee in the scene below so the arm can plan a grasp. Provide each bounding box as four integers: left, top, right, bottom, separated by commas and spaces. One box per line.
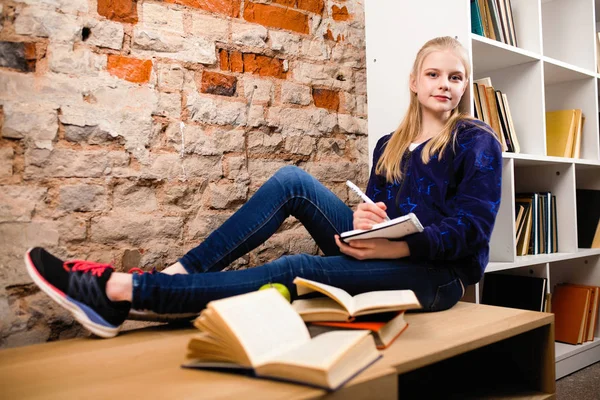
273, 165, 311, 187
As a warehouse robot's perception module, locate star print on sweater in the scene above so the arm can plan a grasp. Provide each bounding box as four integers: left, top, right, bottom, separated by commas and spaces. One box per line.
365, 119, 502, 285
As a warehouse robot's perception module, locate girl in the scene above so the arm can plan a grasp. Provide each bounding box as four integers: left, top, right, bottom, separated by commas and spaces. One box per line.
24, 36, 502, 338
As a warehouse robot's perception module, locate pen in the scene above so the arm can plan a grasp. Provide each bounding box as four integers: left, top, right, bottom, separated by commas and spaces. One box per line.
346, 180, 391, 221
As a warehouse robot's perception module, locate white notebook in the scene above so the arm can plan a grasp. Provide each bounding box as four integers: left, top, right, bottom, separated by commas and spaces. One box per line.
340, 213, 423, 243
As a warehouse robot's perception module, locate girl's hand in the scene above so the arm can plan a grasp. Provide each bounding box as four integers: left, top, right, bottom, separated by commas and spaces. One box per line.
353, 202, 389, 230
334, 235, 410, 260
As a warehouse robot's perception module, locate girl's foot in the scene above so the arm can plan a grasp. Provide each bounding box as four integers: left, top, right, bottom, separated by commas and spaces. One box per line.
24, 247, 130, 338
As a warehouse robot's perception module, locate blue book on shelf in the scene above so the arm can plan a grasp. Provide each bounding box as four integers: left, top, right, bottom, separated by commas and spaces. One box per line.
471, 0, 484, 36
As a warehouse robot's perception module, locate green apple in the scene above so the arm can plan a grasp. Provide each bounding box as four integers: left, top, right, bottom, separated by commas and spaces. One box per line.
259, 282, 291, 303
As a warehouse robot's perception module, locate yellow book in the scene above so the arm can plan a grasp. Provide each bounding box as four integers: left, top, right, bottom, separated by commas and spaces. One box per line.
546, 109, 576, 157
571, 111, 584, 159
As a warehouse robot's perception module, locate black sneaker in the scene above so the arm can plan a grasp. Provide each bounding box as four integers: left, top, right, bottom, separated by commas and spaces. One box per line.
24, 247, 130, 338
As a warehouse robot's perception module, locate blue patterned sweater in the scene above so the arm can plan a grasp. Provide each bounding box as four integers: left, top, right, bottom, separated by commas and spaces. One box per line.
366, 119, 502, 285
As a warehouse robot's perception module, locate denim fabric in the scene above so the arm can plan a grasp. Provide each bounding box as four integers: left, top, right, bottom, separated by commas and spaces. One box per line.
132, 166, 463, 314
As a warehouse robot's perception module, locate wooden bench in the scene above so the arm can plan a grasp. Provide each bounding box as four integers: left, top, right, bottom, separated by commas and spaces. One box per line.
0, 302, 555, 399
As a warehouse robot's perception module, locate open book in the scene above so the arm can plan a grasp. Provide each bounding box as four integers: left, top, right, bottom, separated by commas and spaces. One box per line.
291, 277, 422, 322
308, 311, 409, 349
340, 213, 423, 243
183, 288, 381, 391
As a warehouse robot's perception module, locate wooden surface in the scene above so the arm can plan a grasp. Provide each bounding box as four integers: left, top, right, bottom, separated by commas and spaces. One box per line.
0, 302, 554, 399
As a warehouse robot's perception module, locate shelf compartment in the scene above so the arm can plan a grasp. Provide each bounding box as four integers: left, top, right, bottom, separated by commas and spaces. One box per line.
555, 337, 600, 379
474, 60, 545, 156
514, 162, 578, 254
471, 34, 541, 73
544, 73, 599, 161
543, 57, 597, 85
542, 0, 597, 72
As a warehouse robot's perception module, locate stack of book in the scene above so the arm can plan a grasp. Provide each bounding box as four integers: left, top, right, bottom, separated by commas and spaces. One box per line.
545, 109, 585, 158
553, 283, 599, 345
291, 277, 422, 350
473, 77, 520, 153
471, 0, 517, 47
182, 278, 422, 391
515, 192, 557, 256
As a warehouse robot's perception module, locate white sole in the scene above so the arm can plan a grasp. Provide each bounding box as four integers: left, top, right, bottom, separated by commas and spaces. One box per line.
24, 248, 120, 338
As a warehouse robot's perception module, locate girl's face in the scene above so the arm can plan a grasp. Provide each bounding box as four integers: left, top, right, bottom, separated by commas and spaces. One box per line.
410, 50, 468, 118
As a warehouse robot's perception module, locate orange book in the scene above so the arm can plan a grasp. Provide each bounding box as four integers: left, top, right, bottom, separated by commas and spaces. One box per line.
308, 311, 408, 350
552, 284, 591, 344
565, 284, 599, 342
484, 86, 506, 149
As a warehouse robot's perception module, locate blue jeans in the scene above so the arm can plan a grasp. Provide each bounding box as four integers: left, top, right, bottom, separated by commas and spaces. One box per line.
132, 166, 463, 314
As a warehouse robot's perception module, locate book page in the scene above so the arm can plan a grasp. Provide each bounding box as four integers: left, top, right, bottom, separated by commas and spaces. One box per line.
209, 289, 310, 367
353, 290, 421, 315
258, 330, 370, 370
292, 298, 350, 321
293, 277, 354, 313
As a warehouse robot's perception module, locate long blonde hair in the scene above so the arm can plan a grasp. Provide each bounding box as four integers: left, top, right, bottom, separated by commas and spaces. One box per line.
376, 36, 476, 183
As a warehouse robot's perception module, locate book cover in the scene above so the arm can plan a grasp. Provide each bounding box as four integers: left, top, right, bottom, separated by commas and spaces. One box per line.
546, 109, 576, 157
515, 195, 534, 256
308, 311, 408, 350
504, 0, 518, 47
501, 93, 520, 153
495, 90, 513, 152
487, 0, 503, 42
470, 0, 484, 36
552, 284, 591, 344
571, 111, 584, 159
340, 213, 423, 243
482, 273, 547, 312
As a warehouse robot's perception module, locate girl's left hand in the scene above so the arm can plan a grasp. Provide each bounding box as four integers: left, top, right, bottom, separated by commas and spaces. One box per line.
334, 235, 409, 260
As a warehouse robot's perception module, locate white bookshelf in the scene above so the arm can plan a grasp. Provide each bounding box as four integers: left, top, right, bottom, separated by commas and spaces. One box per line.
365, 0, 600, 380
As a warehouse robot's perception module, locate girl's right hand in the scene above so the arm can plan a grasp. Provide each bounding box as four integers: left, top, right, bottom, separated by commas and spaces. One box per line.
353, 202, 389, 230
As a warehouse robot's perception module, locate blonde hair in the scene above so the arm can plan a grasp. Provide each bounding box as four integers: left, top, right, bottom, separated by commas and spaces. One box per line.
376, 36, 480, 183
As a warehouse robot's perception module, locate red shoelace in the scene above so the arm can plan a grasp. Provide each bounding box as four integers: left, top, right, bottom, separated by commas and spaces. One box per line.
64, 260, 114, 277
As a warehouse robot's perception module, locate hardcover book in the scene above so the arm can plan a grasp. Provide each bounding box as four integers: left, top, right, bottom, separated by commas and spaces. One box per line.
183, 288, 382, 391
291, 277, 422, 322
308, 311, 409, 350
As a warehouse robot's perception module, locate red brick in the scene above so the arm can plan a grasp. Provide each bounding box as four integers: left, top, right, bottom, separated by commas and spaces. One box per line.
242, 53, 286, 79
230, 51, 243, 73
244, 3, 308, 34
201, 71, 237, 96
219, 49, 229, 70
272, 0, 324, 14
312, 88, 339, 111
107, 55, 152, 83
297, 0, 324, 14
97, 0, 138, 24
273, 0, 296, 7
164, 0, 240, 17
331, 5, 351, 21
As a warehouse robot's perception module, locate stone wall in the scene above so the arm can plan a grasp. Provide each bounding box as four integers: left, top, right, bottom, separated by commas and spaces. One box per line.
0, 0, 368, 348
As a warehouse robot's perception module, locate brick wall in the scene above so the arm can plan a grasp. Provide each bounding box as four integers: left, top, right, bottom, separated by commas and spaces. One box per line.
0, 0, 368, 347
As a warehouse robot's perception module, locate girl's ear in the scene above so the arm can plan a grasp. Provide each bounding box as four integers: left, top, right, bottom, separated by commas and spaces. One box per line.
409, 74, 417, 93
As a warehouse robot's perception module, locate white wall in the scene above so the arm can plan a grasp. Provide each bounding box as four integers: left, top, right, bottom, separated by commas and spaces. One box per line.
364, 0, 471, 167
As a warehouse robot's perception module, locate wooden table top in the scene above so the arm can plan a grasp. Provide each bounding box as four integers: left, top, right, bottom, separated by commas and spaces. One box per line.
0, 302, 553, 399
